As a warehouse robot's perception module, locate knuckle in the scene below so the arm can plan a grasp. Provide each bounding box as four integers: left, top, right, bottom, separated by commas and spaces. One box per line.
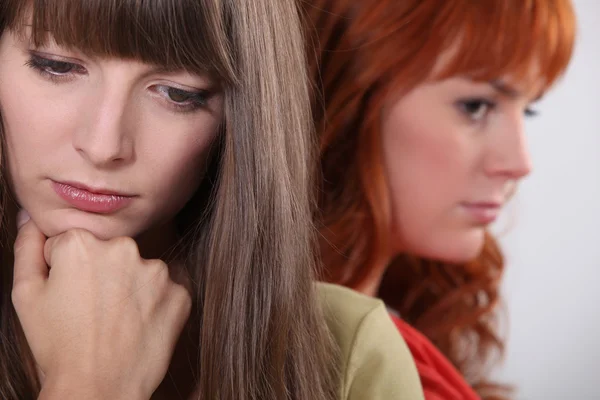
177, 287, 193, 316
146, 259, 169, 282
13, 233, 28, 255
173, 282, 191, 301
112, 236, 140, 258
62, 229, 94, 246
167, 284, 192, 320
49, 229, 96, 263
11, 282, 35, 308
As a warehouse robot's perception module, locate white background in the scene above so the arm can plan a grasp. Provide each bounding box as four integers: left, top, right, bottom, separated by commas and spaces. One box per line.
493, 0, 600, 398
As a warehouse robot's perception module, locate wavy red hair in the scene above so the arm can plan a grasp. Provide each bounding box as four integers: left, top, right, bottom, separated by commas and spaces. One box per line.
303, 1, 576, 398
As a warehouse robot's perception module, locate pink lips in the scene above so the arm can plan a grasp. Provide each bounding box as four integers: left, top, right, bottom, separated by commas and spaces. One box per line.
52, 181, 134, 214
461, 202, 502, 224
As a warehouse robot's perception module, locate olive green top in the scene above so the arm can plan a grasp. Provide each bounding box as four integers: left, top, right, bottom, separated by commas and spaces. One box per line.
318, 283, 425, 400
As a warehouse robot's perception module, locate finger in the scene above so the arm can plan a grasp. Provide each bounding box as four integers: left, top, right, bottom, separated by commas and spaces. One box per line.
43, 235, 58, 268
43, 229, 99, 270
165, 282, 193, 337
13, 214, 48, 291
17, 209, 31, 229
169, 261, 193, 295
43, 234, 69, 269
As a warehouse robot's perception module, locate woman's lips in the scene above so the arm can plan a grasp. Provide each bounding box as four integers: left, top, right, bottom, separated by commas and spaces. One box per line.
461, 202, 502, 224
51, 181, 134, 214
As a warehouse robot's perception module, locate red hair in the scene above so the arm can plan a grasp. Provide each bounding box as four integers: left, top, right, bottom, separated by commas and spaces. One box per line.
303, 1, 576, 398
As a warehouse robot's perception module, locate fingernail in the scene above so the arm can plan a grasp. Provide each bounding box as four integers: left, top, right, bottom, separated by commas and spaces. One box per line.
16, 209, 30, 230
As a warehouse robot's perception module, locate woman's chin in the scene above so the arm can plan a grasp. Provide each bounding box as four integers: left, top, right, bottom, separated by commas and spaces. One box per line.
432, 241, 485, 264
29, 208, 134, 240
409, 230, 486, 264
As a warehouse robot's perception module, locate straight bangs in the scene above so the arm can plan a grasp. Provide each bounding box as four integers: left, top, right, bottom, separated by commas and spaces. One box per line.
433, 0, 576, 93
4, 0, 236, 83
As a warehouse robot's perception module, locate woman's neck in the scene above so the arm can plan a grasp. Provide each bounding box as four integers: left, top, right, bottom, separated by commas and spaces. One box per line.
357, 248, 396, 297
136, 220, 181, 261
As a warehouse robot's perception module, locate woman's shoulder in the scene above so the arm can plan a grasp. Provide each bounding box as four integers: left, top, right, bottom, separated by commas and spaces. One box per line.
316, 282, 384, 324
316, 282, 425, 400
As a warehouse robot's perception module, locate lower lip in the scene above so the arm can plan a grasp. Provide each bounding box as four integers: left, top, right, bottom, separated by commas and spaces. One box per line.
462, 204, 500, 224
52, 181, 133, 214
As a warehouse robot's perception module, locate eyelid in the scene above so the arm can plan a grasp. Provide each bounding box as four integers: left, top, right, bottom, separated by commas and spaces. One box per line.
151, 84, 211, 113
152, 77, 213, 94
27, 52, 87, 75
457, 96, 539, 121
154, 83, 211, 98
154, 85, 204, 100
29, 50, 86, 66
456, 98, 496, 120
524, 107, 539, 117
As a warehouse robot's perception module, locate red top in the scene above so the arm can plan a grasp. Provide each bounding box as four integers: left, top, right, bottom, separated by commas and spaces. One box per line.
390, 314, 481, 400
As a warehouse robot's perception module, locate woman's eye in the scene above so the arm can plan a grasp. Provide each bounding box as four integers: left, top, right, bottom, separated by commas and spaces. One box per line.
167, 87, 198, 103
524, 107, 539, 117
43, 60, 75, 75
25, 54, 83, 77
154, 85, 209, 112
457, 99, 495, 121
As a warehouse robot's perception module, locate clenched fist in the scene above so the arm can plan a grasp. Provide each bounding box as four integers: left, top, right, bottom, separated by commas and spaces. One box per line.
12, 212, 192, 399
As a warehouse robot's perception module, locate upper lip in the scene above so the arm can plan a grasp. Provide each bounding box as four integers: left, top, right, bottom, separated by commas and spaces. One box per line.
54, 180, 136, 197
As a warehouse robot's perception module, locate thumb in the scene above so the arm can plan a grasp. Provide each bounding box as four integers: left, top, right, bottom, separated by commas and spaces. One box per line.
13, 210, 48, 292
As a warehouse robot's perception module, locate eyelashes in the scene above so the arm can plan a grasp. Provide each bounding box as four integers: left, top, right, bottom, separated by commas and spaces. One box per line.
151, 85, 210, 113
457, 99, 495, 121
457, 98, 538, 122
24, 53, 212, 114
25, 55, 85, 81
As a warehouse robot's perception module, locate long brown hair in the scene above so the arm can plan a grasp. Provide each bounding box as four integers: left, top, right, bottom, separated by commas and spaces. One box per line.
303, 0, 576, 398
0, 1, 337, 399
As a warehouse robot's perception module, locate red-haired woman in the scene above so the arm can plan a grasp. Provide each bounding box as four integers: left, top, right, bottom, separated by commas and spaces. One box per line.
303, 1, 576, 398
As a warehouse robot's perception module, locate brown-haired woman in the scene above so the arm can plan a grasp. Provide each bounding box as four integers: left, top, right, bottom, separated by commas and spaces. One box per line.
0, 1, 424, 399
304, 0, 577, 398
